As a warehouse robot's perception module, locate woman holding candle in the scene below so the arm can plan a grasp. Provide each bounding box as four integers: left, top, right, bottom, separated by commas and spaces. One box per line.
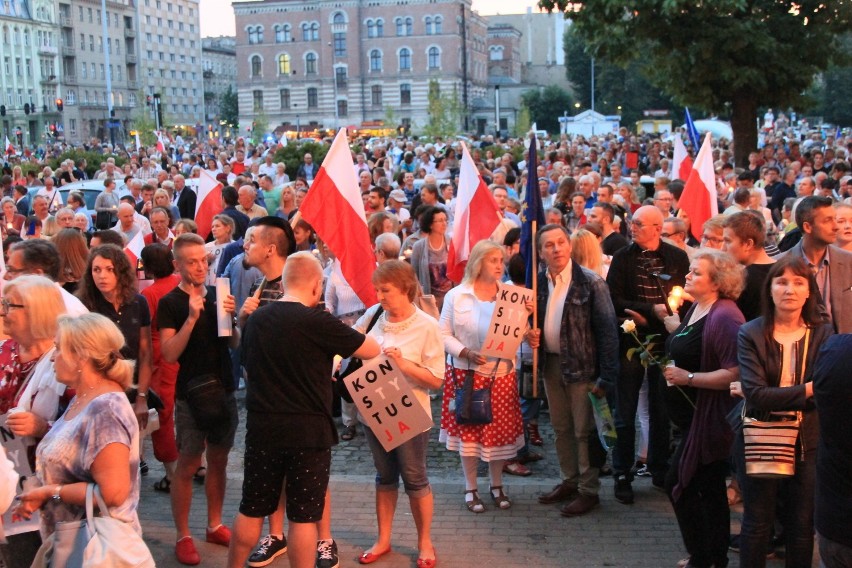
662, 250, 746, 568
0, 197, 26, 238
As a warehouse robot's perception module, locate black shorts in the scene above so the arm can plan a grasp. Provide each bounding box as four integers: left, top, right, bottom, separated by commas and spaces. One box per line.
239, 431, 331, 523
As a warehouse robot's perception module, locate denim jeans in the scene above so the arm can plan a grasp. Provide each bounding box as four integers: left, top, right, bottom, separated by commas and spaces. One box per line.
517, 396, 543, 458
364, 428, 431, 498
612, 355, 670, 480
734, 433, 816, 568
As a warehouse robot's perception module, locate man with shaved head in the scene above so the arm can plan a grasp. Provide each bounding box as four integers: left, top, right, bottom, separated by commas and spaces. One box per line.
606, 205, 690, 504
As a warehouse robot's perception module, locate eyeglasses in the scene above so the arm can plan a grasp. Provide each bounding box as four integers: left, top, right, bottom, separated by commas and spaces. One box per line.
0, 298, 25, 315
631, 220, 660, 229
701, 235, 724, 245
661, 231, 684, 238
3, 266, 27, 277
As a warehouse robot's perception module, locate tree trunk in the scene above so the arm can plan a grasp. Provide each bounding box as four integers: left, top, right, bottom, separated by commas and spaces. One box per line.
730, 93, 758, 168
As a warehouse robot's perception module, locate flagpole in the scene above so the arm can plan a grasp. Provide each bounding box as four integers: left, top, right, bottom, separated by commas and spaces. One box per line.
531, 219, 538, 399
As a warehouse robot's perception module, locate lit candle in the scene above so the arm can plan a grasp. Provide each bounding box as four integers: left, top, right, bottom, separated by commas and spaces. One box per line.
668, 286, 684, 313
403, 248, 412, 259
6, 222, 12, 229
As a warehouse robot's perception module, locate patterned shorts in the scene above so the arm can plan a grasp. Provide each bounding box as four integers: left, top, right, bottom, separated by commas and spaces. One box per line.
239, 431, 331, 523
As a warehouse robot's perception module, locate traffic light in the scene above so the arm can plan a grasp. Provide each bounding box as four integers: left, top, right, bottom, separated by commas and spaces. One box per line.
146, 95, 152, 106
0, 105, 5, 116
23, 103, 30, 115
56, 98, 63, 112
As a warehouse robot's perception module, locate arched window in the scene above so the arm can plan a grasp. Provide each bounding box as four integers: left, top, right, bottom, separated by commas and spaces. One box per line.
283, 24, 291, 42
278, 54, 290, 75
275, 25, 284, 43
404, 17, 412, 35
434, 15, 442, 34
366, 19, 375, 38
247, 26, 257, 44
332, 12, 345, 25
376, 19, 383, 37
427, 46, 440, 69
251, 55, 261, 77
424, 16, 432, 35
305, 52, 317, 74
370, 49, 382, 72
256, 26, 263, 43
399, 47, 411, 71
310, 22, 319, 40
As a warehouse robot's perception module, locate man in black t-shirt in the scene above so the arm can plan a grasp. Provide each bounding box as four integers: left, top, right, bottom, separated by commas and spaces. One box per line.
227, 252, 379, 568
158, 233, 240, 566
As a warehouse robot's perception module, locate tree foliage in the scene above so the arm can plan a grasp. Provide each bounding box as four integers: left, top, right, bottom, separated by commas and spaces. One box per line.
514, 104, 532, 137
423, 80, 463, 138
272, 140, 330, 179
220, 86, 239, 127
812, 33, 852, 127
539, 0, 852, 165
564, 26, 677, 127
520, 85, 574, 134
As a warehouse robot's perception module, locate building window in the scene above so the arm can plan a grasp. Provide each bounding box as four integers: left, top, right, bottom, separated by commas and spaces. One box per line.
367, 18, 384, 38
333, 32, 345, 57
302, 22, 319, 41
280, 88, 290, 109
248, 26, 263, 44
425, 16, 432, 35
307, 87, 317, 108
371, 85, 382, 106
251, 55, 261, 77
278, 54, 291, 75
428, 47, 440, 69
395, 17, 412, 36
67, 90, 76, 104
434, 15, 442, 34
400, 83, 410, 104
399, 48, 411, 71
305, 52, 317, 74
369, 49, 382, 72
332, 12, 345, 24
489, 46, 504, 61
335, 67, 347, 89
253, 90, 263, 111
337, 99, 347, 117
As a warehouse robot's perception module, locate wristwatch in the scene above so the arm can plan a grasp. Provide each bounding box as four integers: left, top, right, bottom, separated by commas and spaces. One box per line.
687, 372, 695, 386
52, 485, 63, 503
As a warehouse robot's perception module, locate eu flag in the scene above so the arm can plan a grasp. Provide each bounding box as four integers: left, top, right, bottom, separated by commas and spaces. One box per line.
519, 135, 545, 288
684, 107, 701, 150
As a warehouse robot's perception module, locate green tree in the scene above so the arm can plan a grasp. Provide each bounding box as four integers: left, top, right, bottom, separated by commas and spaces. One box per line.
220, 86, 239, 128
521, 85, 573, 134
272, 140, 331, 180
129, 95, 158, 147
514, 104, 532, 137
540, 0, 851, 166
564, 26, 676, 127
423, 80, 463, 138
812, 34, 852, 127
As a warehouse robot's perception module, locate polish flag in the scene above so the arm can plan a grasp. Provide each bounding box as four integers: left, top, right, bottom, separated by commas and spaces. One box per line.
299, 128, 377, 306
123, 229, 145, 268
194, 170, 224, 239
5, 136, 13, 155
672, 136, 693, 181
679, 133, 718, 242
446, 143, 502, 283
155, 131, 166, 153
278, 136, 288, 149
135, 131, 142, 152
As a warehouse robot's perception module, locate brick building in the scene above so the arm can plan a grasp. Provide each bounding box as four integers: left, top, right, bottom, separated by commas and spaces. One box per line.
232, 0, 488, 136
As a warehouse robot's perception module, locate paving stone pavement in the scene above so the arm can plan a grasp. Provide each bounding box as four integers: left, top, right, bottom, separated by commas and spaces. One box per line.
137, 390, 772, 568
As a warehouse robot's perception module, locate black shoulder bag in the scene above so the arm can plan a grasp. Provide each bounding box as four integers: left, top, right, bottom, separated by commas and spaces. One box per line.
335, 307, 384, 403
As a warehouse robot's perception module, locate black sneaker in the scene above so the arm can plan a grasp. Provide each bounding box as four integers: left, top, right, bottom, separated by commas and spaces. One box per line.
248, 534, 288, 567
614, 475, 634, 504
316, 539, 339, 568
729, 533, 740, 552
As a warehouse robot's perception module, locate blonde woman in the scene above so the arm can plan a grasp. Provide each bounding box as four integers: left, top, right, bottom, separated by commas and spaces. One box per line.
14, 313, 146, 545
571, 228, 608, 277
439, 240, 526, 513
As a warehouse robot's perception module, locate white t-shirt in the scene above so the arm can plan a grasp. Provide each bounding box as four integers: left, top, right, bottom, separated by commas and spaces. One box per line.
205, 241, 232, 285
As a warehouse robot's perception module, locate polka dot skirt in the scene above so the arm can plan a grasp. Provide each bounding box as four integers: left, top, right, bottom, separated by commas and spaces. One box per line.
439, 364, 524, 461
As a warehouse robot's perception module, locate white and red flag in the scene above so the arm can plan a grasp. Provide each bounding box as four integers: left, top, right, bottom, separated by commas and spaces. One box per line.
194, 170, 224, 240
300, 128, 377, 306
135, 131, 142, 152
679, 133, 718, 242
155, 131, 166, 153
5, 136, 14, 155
672, 136, 693, 181
446, 142, 502, 283
123, 229, 145, 267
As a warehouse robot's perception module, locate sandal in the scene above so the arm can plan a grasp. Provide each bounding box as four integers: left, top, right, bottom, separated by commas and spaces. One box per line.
153, 476, 171, 493
490, 486, 511, 510
464, 489, 486, 513
502, 460, 532, 477
193, 466, 207, 485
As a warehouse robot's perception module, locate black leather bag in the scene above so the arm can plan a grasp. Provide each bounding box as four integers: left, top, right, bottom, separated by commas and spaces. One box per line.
453, 360, 498, 425
335, 307, 383, 403
184, 374, 229, 431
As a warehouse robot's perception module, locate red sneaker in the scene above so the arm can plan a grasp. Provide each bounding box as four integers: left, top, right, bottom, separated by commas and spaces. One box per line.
206, 524, 232, 546
175, 536, 201, 566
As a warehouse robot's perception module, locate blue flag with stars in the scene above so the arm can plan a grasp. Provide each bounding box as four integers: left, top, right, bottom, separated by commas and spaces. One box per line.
684, 107, 700, 150
520, 135, 544, 288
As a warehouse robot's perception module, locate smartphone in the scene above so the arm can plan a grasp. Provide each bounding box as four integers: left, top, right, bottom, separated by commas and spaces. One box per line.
26, 219, 36, 236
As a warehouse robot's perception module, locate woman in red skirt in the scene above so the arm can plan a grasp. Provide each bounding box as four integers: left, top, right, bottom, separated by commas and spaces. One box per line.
439, 240, 526, 513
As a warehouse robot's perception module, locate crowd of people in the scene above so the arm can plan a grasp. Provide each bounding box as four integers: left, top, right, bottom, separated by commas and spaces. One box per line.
0, 123, 850, 568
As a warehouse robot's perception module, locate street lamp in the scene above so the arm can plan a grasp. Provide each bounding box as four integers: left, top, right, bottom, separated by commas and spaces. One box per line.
574, 102, 581, 115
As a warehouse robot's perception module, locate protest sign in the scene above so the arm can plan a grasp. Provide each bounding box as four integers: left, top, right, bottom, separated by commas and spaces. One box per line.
343, 356, 433, 452
0, 414, 41, 536
480, 282, 533, 359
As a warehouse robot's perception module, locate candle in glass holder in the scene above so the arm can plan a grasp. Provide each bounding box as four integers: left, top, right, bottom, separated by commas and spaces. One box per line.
668, 286, 684, 313
403, 248, 412, 259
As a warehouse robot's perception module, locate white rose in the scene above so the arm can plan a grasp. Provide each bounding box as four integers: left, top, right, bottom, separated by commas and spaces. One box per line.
621, 319, 637, 333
